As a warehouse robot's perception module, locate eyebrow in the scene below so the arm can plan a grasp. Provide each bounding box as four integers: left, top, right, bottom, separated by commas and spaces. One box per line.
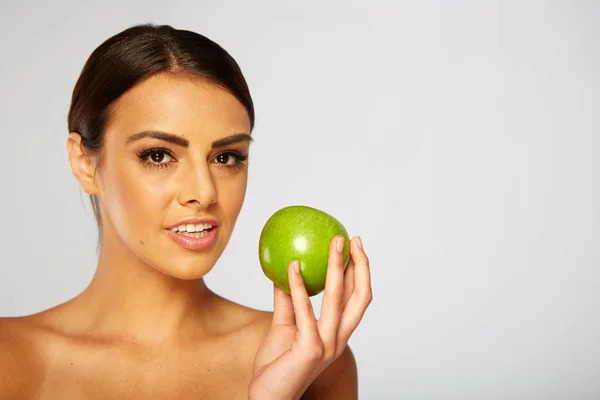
125, 131, 253, 148
212, 133, 254, 148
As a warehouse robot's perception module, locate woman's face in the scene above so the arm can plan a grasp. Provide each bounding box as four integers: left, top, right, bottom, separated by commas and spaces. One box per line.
91, 73, 252, 279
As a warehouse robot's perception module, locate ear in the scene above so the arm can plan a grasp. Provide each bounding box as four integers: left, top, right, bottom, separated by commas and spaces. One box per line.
67, 132, 99, 195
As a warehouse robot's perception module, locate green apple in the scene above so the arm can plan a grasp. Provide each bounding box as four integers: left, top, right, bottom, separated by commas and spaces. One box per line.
258, 205, 350, 296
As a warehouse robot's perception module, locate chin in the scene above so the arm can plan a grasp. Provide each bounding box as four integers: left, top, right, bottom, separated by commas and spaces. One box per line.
152, 254, 217, 280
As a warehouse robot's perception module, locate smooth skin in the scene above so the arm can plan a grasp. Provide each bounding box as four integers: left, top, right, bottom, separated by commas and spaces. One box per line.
0, 73, 372, 399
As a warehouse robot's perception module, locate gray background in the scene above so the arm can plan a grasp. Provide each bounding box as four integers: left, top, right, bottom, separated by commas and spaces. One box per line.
1, 1, 599, 398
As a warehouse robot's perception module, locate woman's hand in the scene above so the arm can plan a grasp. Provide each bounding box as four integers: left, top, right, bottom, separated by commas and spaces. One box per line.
248, 236, 372, 400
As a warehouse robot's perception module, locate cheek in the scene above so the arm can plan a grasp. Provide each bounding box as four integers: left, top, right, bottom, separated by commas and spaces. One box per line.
216, 172, 248, 214
100, 163, 171, 234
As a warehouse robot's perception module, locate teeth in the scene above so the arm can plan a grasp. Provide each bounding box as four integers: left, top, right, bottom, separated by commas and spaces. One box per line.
170, 223, 214, 233
177, 230, 210, 238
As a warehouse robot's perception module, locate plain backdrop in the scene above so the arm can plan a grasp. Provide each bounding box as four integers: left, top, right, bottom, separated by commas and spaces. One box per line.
1, 1, 599, 398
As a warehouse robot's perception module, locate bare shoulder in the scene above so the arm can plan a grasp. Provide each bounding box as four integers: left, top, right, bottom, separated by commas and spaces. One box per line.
302, 345, 358, 400
246, 308, 274, 335
232, 305, 274, 347
0, 316, 46, 398
213, 293, 274, 337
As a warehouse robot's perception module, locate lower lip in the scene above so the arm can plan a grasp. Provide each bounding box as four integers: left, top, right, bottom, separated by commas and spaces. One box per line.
165, 227, 218, 250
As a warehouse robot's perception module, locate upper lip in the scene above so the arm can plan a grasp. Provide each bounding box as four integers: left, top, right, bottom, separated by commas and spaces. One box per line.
166, 217, 220, 230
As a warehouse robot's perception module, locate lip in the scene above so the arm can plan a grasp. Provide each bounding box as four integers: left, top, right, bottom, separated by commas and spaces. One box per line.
165, 217, 220, 251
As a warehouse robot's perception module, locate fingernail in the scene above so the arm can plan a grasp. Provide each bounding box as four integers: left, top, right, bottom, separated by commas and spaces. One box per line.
293, 260, 300, 274
336, 237, 344, 253
356, 236, 363, 249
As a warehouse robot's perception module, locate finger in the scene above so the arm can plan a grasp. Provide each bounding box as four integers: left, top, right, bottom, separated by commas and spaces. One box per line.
342, 248, 356, 307
337, 236, 372, 346
288, 260, 320, 342
318, 236, 346, 345
272, 283, 295, 327
352, 237, 372, 296
345, 237, 371, 302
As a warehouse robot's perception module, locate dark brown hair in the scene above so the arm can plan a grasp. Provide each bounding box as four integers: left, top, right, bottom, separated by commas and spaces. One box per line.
68, 23, 255, 228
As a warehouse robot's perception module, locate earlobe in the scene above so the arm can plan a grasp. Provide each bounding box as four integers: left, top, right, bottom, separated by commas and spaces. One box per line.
67, 132, 99, 195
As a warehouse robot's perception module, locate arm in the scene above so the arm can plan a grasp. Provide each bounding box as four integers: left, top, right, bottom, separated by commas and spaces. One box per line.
301, 346, 358, 400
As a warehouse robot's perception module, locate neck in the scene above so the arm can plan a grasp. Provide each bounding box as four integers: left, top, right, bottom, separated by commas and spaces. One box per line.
67, 229, 219, 345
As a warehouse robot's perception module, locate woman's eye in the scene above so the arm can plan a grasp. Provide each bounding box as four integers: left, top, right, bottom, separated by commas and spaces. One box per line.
137, 148, 176, 170
146, 150, 173, 163
212, 151, 248, 170
214, 153, 235, 165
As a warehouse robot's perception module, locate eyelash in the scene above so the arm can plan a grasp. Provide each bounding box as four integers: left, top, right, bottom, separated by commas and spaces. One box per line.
136, 148, 249, 172
212, 150, 249, 170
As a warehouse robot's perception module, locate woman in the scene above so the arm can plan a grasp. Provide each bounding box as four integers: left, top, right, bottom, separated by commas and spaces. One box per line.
0, 24, 372, 399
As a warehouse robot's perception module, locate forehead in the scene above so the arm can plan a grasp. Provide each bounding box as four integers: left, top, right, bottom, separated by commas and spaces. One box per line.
105, 73, 251, 141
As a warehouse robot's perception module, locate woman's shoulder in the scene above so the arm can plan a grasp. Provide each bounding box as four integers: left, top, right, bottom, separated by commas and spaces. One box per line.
0, 315, 38, 367
214, 295, 274, 338
0, 315, 49, 398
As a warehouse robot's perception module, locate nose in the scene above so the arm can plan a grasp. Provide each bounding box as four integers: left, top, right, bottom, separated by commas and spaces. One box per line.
177, 161, 217, 208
